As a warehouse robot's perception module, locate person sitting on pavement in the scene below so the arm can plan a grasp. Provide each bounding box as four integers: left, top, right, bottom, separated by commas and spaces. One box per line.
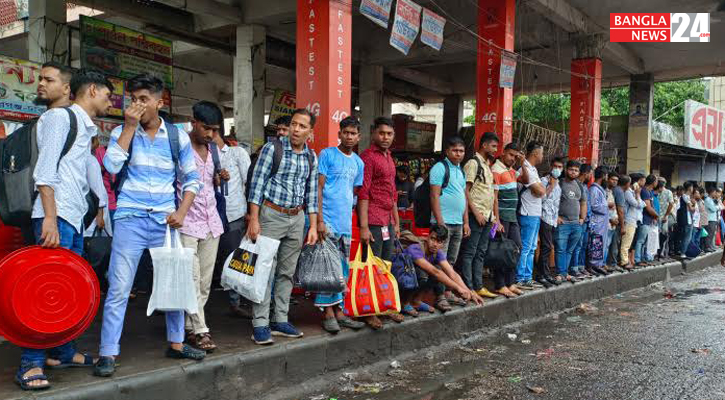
402, 225, 484, 314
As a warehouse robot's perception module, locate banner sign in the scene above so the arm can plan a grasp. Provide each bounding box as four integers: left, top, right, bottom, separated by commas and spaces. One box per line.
268, 90, 296, 126
610, 13, 710, 42
498, 52, 516, 88
360, 0, 393, 29
420, 7, 445, 51
80, 16, 174, 88
390, 0, 422, 55
0, 56, 45, 121
684, 100, 725, 153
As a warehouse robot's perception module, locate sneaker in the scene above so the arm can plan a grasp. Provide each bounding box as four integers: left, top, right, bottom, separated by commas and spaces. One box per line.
270, 322, 304, 338
338, 317, 366, 330
476, 287, 499, 298
528, 280, 544, 288
545, 276, 561, 286
252, 326, 275, 345
165, 344, 206, 360
322, 317, 341, 334
535, 277, 553, 288
517, 281, 535, 290
93, 356, 116, 377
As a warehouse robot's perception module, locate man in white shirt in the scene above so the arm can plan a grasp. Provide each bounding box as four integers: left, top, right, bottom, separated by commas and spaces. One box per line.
515, 141, 546, 289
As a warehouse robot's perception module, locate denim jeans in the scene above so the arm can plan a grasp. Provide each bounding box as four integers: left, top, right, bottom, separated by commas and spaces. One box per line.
555, 223, 582, 276
21, 218, 84, 371
516, 215, 540, 282
441, 224, 463, 266
571, 223, 587, 272
457, 216, 491, 291
634, 223, 649, 263
678, 224, 694, 255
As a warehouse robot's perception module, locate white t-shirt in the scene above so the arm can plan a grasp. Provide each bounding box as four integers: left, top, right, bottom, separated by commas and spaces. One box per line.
518, 159, 542, 217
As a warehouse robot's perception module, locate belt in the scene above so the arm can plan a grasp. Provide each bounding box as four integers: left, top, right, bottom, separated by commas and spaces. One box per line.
264, 200, 303, 216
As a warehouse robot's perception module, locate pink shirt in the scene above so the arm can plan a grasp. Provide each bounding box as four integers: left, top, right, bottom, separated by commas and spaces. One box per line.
178, 146, 224, 240
94, 147, 116, 210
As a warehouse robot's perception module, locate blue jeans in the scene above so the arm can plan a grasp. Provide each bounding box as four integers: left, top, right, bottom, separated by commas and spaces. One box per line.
633, 223, 649, 263
679, 224, 693, 255
555, 223, 582, 276
99, 216, 185, 357
516, 215, 540, 282
21, 218, 84, 372
571, 223, 587, 271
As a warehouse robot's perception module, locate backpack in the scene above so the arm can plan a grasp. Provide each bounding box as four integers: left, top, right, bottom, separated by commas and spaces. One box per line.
0, 107, 77, 227
209, 142, 229, 231
413, 161, 449, 229
244, 139, 315, 201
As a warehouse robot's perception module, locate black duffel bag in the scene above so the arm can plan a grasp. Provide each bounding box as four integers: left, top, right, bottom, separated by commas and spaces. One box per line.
84, 227, 112, 292
486, 235, 520, 270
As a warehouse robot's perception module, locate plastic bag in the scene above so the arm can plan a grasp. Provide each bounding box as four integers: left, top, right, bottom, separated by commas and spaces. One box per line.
221, 235, 280, 304
295, 238, 346, 293
147, 225, 198, 316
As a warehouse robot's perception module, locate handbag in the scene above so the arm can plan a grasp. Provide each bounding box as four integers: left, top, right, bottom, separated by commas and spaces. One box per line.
390, 239, 418, 290
147, 225, 198, 316
221, 235, 280, 303
343, 243, 401, 317
486, 234, 520, 271
83, 227, 112, 292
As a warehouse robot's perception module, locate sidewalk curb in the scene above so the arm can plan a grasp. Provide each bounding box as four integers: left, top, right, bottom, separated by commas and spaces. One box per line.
25, 251, 720, 400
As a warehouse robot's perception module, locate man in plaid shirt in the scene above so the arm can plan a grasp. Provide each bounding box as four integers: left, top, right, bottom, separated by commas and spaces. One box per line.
246, 108, 319, 345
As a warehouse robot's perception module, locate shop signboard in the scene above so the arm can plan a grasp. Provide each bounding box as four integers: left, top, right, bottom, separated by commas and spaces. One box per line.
406, 121, 435, 153
498, 52, 516, 89
0, 56, 45, 121
360, 0, 393, 28
390, 0, 421, 55
268, 90, 296, 125
80, 16, 173, 89
684, 100, 725, 154
420, 7, 445, 51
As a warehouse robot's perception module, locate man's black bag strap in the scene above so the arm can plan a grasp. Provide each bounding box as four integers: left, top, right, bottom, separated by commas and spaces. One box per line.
269, 139, 315, 178
58, 107, 78, 166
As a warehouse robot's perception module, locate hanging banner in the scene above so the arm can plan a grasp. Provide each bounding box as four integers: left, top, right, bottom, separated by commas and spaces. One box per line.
390, 0, 422, 55
0, 56, 45, 121
268, 90, 296, 126
684, 100, 725, 154
420, 7, 445, 51
498, 52, 516, 89
360, 0, 393, 29
80, 16, 174, 89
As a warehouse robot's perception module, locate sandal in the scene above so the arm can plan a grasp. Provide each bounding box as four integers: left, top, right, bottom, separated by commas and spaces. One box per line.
15, 368, 50, 391
496, 287, 517, 298
387, 312, 405, 323
194, 333, 217, 353
435, 296, 452, 313
415, 302, 435, 313
401, 304, 419, 318
46, 353, 94, 369
364, 315, 383, 330
446, 293, 467, 307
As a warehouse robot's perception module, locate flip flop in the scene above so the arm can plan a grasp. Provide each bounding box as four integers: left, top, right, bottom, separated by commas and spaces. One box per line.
15, 372, 50, 391
415, 302, 435, 313
46, 354, 94, 369
402, 304, 419, 317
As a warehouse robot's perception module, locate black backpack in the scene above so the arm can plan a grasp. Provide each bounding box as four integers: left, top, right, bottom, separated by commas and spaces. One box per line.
413, 161, 449, 229
244, 139, 315, 201
0, 107, 78, 227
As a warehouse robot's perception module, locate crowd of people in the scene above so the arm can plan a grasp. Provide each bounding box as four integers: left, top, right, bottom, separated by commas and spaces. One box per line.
9, 62, 724, 391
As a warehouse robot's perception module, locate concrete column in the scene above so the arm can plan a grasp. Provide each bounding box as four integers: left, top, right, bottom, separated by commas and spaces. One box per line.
569, 58, 602, 166
443, 95, 463, 143
359, 65, 384, 150
27, 0, 68, 63
626, 72, 654, 174
234, 24, 266, 153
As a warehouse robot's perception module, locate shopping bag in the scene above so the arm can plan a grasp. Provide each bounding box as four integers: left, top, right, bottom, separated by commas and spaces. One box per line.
343, 243, 401, 317
390, 239, 418, 290
83, 227, 112, 292
295, 238, 346, 293
147, 225, 198, 316
221, 235, 280, 304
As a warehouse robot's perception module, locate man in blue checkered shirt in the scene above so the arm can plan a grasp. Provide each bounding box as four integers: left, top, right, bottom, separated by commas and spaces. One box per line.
246, 108, 319, 345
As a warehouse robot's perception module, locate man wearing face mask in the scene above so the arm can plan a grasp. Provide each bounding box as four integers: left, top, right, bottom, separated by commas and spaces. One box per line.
536, 157, 565, 288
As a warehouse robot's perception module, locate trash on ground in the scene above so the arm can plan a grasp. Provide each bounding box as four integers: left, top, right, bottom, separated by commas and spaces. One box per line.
535, 348, 555, 358
619, 312, 633, 317
387, 369, 409, 378
444, 382, 464, 390
507, 333, 518, 341
438, 361, 451, 366
527, 386, 546, 394
521, 339, 531, 344
390, 360, 401, 369
576, 303, 598, 314
352, 383, 382, 394
508, 376, 523, 383
566, 316, 583, 323
691, 348, 711, 355
309, 395, 328, 400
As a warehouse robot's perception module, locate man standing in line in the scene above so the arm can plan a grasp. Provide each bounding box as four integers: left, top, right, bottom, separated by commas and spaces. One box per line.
16, 69, 113, 391
571, 163, 592, 278
245, 108, 319, 345
704, 187, 719, 252
657, 177, 675, 260
620, 176, 645, 270
458, 132, 499, 298
587, 166, 611, 275
555, 160, 585, 283
605, 172, 622, 271
315, 116, 367, 333
634, 175, 658, 266
537, 157, 565, 287
515, 141, 546, 288
179, 101, 226, 352
95, 74, 204, 377
491, 143, 524, 297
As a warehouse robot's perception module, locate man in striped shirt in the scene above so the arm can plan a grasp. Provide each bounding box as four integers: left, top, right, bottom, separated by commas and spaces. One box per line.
95, 75, 204, 378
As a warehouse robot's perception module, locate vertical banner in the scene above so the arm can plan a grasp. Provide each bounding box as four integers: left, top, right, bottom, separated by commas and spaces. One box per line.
390, 0, 422, 55
498, 52, 516, 89
475, 0, 515, 148
420, 8, 446, 51
296, 0, 352, 154
569, 58, 602, 165
360, 0, 393, 29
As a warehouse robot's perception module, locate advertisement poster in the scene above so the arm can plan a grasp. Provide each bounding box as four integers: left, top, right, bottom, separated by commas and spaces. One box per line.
390, 0, 422, 55
420, 7, 445, 51
406, 121, 436, 153
268, 90, 296, 125
498, 52, 516, 89
80, 16, 174, 89
684, 100, 725, 154
360, 0, 393, 29
0, 56, 45, 121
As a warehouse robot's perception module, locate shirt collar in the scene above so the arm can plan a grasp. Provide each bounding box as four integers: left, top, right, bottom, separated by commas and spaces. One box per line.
370, 142, 389, 155
280, 136, 310, 154
136, 117, 168, 136
444, 157, 461, 169
70, 104, 96, 129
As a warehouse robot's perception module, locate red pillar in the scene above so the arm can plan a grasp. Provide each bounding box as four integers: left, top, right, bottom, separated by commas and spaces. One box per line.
296, 0, 352, 154
569, 58, 602, 165
475, 0, 515, 148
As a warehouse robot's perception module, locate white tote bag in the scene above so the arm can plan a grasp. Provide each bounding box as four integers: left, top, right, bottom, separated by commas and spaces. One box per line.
147, 225, 198, 316
221, 235, 280, 304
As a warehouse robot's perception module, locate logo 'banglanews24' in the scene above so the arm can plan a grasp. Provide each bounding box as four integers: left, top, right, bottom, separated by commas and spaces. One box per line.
610, 13, 710, 42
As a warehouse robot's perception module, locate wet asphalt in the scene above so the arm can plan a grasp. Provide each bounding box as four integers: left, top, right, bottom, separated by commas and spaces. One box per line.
308, 266, 725, 400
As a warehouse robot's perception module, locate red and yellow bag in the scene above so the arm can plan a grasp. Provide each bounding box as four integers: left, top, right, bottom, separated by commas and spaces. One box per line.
343, 243, 401, 317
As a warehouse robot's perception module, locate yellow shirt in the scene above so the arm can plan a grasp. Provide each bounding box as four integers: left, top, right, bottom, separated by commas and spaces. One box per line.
463, 153, 495, 222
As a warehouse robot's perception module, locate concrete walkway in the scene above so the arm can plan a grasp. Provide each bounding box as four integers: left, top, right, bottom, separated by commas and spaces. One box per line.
0, 251, 720, 400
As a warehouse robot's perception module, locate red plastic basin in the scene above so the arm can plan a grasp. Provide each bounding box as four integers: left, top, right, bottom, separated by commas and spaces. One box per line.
0, 246, 100, 349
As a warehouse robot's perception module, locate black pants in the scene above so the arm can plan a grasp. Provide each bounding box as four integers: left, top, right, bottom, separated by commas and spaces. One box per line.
705, 221, 718, 251
213, 217, 246, 287
457, 216, 491, 290
608, 227, 621, 265
493, 220, 520, 290
536, 222, 555, 278
370, 224, 394, 261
